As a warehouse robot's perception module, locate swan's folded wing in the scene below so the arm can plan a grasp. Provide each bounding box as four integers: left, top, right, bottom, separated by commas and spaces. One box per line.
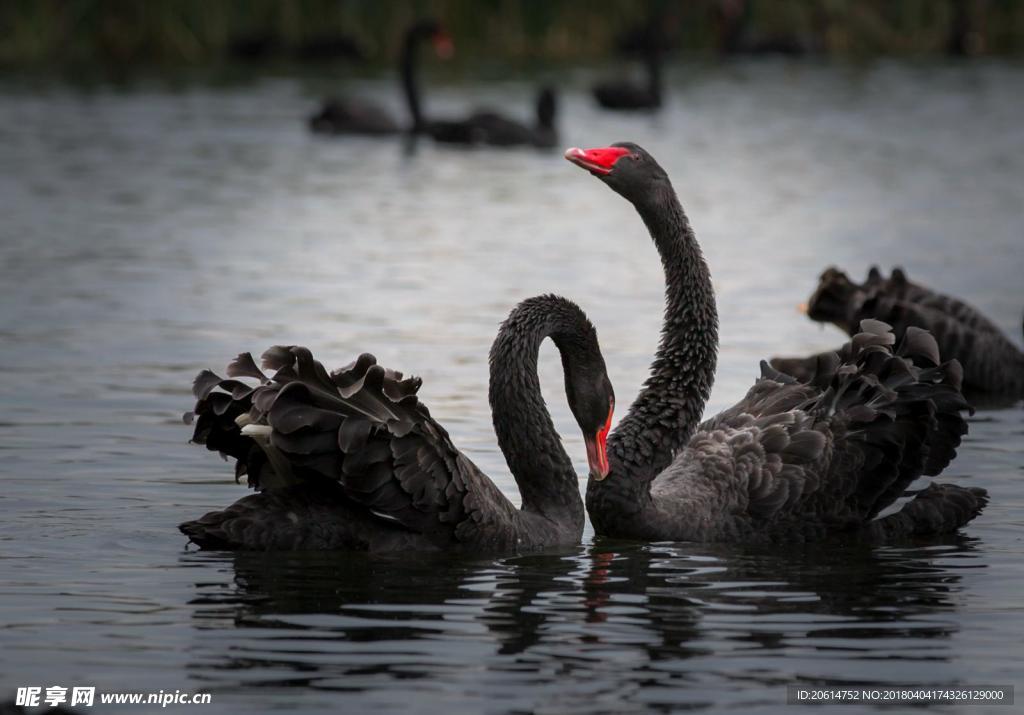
684, 321, 970, 531
683, 374, 838, 529
187, 347, 518, 547
879, 268, 1005, 338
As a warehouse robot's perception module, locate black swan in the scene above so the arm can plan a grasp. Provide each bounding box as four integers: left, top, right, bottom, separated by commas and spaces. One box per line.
308, 19, 452, 136
424, 86, 559, 149
564, 143, 986, 543
180, 295, 614, 552
770, 266, 1024, 398
591, 25, 663, 111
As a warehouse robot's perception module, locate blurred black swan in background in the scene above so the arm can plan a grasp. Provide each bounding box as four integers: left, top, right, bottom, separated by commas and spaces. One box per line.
309, 18, 559, 148
565, 143, 985, 543
181, 296, 614, 551
425, 86, 559, 148
308, 19, 452, 136
770, 266, 1024, 400
591, 21, 664, 111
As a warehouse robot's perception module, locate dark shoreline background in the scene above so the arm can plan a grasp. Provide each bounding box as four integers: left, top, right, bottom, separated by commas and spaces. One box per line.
2, 0, 1021, 76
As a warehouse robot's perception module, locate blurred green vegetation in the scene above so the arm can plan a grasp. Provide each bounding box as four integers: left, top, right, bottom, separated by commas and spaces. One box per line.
1, 0, 1021, 70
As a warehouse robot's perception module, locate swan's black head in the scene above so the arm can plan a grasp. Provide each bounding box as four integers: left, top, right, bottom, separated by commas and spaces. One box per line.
409, 19, 454, 58
564, 142, 671, 205
562, 348, 615, 481
805, 267, 865, 331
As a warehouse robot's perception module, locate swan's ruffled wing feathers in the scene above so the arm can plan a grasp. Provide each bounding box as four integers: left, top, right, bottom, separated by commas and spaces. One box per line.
767, 350, 838, 383
676, 321, 975, 535
187, 347, 517, 547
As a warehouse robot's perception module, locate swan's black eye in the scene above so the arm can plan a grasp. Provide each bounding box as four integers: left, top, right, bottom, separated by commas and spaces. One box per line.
630, 154, 642, 162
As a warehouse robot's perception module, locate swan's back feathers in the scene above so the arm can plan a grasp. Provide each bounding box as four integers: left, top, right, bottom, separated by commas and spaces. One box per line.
308, 98, 400, 136
186, 347, 517, 549
428, 104, 557, 148
879, 266, 1005, 338
180, 481, 425, 551
677, 321, 976, 540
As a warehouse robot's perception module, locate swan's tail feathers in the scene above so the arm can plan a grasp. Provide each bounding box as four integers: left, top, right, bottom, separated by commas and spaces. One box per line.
809, 320, 972, 520
186, 347, 427, 492
867, 483, 988, 539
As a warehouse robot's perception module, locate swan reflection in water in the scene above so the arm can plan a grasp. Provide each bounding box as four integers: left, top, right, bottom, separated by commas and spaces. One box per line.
182, 537, 983, 706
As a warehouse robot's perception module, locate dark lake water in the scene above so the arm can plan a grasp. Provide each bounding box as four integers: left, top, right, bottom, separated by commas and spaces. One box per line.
1, 61, 1023, 714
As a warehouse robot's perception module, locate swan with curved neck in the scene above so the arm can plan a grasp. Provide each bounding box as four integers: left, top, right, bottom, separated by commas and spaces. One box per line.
309, 19, 452, 137
310, 18, 559, 147
181, 295, 613, 552
566, 143, 986, 542
401, 20, 452, 134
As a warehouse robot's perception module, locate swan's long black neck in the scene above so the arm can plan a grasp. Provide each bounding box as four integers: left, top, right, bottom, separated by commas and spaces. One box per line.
488, 297, 594, 532
607, 183, 718, 485
400, 28, 426, 131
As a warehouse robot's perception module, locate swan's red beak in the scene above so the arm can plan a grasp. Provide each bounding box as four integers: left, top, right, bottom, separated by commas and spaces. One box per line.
565, 146, 630, 176
432, 32, 455, 59
585, 404, 614, 481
